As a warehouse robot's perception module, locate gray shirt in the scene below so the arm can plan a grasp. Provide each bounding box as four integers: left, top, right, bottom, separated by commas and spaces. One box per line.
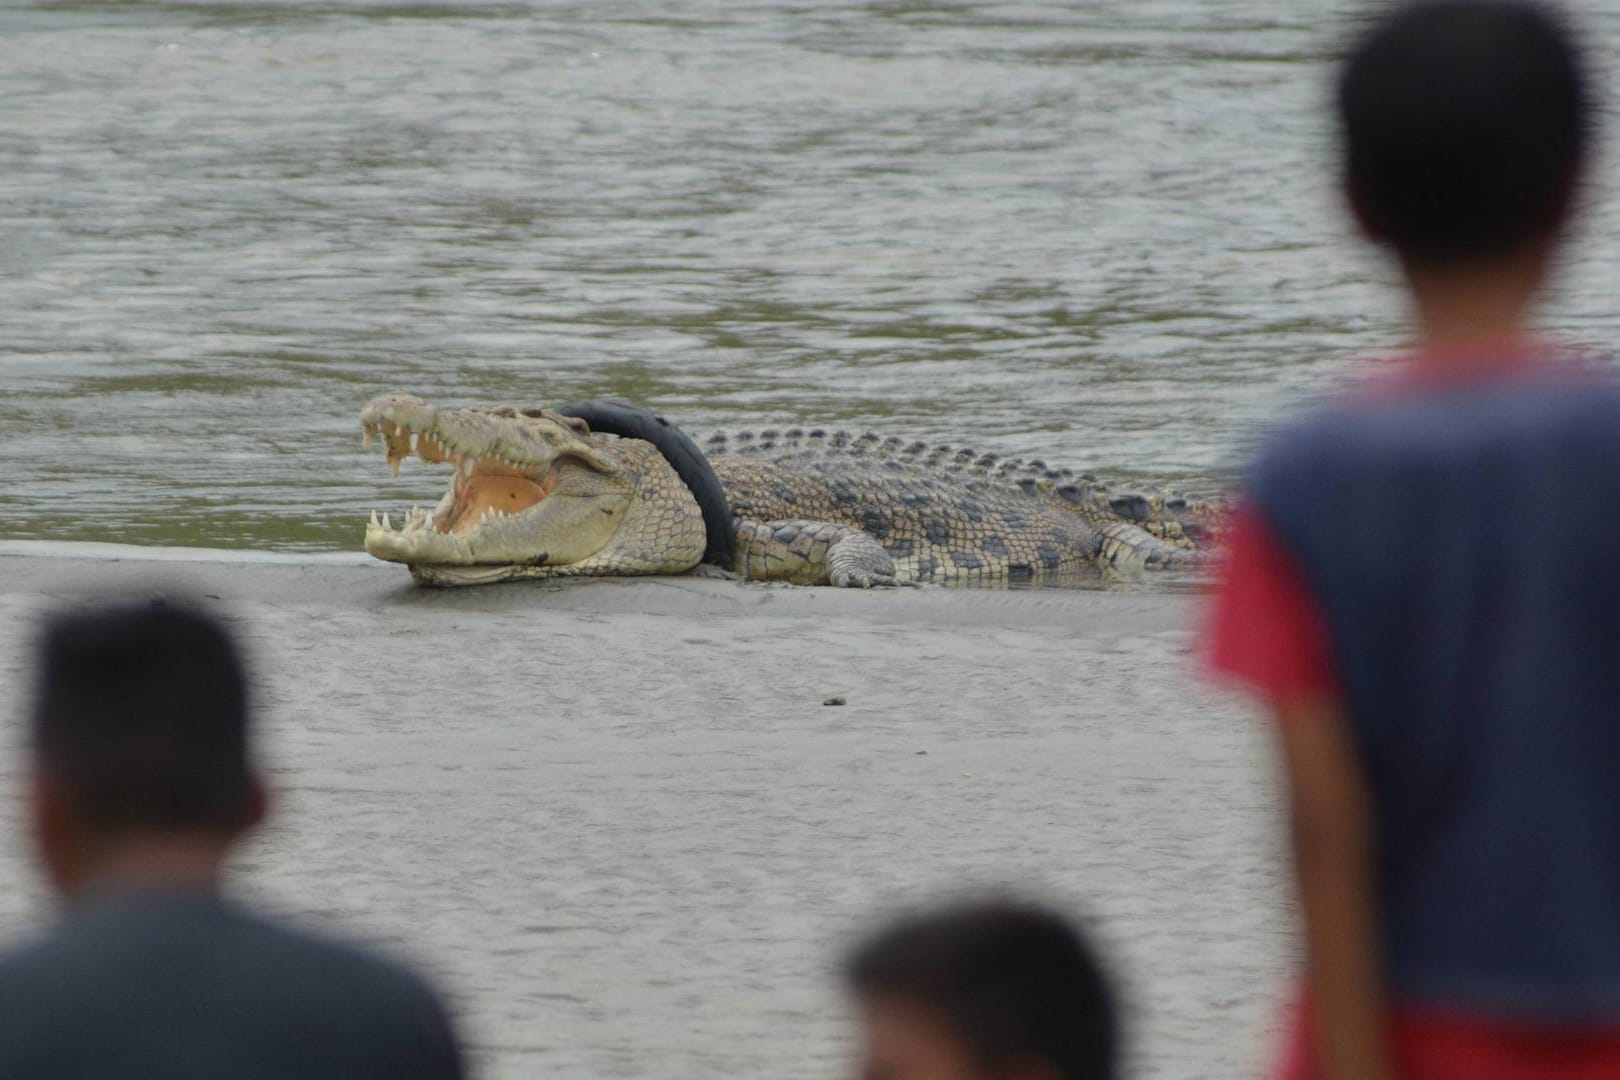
0, 890, 465, 1079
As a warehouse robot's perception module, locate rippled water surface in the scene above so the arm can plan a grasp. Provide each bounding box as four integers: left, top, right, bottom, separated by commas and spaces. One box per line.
10, 0, 1620, 550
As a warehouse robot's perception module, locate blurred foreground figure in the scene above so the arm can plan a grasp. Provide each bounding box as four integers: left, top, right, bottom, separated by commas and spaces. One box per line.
1208, 2, 1620, 1078
0, 600, 466, 1080
846, 900, 1117, 1080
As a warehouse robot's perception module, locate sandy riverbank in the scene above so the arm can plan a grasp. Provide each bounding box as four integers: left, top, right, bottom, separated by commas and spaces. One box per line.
0, 545, 1289, 1079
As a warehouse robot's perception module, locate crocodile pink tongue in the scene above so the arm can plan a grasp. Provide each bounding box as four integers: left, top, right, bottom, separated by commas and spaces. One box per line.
441, 472, 557, 534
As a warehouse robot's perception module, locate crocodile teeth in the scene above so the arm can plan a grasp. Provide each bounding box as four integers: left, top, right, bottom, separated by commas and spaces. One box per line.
385, 425, 412, 472
382, 512, 393, 532
461, 457, 476, 477
369, 510, 380, 529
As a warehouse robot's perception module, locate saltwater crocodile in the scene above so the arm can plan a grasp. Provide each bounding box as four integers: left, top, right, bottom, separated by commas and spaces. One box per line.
358, 392, 1223, 588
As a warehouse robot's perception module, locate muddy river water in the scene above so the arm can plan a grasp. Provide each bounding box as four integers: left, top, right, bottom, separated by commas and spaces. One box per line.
5, 1, 1620, 551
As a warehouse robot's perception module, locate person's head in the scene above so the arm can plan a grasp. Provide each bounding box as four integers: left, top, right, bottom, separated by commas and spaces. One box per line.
27, 599, 266, 898
1338, 0, 1591, 272
845, 900, 1118, 1080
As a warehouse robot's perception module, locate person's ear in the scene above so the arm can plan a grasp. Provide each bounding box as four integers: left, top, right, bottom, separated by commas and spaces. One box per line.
28, 768, 87, 899
1545, 161, 1583, 238
1344, 175, 1386, 244
241, 772, 270, 832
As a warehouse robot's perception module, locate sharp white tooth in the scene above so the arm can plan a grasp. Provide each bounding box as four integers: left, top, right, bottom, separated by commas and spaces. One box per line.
383, 512, 393, 532
462, 457, 476, 477
369, 510, 380, 529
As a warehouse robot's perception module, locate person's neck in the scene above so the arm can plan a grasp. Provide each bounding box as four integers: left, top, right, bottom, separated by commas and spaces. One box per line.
1402, 246, 1550, 362
63, 833, 230, 904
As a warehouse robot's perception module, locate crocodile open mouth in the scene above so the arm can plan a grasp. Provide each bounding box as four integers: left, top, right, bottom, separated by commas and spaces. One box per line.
362, 417, 559, 538
434, 464, 559, 535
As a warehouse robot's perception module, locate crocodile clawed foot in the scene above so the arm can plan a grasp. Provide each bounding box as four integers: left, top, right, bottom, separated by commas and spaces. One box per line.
827, 534, 900, 588
832, 567, 903, 588
689, 562, 743, 581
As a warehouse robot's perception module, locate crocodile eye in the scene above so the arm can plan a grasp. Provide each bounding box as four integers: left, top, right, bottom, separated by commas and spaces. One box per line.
1109, 493, 1151, 522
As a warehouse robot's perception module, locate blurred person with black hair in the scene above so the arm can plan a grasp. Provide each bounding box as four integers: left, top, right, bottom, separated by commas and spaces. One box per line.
1207, 2, 1620, 1078
845, 899, 1118, 1080
0, 599, 466, 1080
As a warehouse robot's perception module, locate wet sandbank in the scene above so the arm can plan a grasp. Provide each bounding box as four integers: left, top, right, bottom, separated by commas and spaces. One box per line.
0, 546, 1290, 1080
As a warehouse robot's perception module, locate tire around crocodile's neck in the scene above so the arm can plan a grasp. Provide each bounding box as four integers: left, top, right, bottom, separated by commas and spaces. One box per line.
558, 398, 737, 570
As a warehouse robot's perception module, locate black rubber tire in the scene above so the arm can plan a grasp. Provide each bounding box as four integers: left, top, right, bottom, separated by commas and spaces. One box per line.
557, 399, 736, 569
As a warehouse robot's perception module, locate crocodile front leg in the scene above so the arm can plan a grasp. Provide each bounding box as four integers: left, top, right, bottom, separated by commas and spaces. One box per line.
733, 519, 900, 587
